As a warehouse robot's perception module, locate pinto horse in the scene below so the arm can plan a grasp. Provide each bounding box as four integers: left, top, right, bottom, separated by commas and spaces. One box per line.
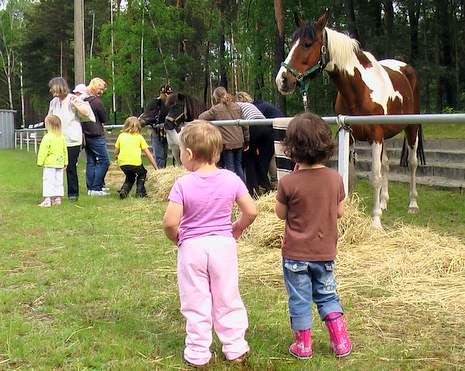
164, 93, 205, 165
275, 11, 425, 229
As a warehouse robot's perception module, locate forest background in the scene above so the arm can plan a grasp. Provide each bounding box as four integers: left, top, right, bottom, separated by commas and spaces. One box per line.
1, 0, 464, 127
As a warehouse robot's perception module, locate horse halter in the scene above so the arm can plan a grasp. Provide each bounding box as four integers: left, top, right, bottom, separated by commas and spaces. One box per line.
281, 29, 328, 111
165, 101, 187, 132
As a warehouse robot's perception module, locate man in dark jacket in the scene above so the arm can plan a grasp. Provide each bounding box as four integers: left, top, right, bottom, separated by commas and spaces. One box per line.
139, 84, 172, 168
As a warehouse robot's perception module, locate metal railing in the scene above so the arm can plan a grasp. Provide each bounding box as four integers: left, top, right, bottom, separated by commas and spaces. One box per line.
14, 113, 465, 195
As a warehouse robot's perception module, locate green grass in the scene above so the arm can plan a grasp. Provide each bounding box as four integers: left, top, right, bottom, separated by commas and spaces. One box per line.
1, 149, 464, 370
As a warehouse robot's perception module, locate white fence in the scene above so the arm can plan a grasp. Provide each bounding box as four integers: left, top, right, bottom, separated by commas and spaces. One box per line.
14, 113, 465, 195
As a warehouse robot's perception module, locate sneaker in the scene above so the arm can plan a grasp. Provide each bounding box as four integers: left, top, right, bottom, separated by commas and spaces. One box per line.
38, 198, 51, 208
101, 187, 110, 192
52, 197, 62, 205
69, 195, 79, 202
89, 190, 110, 196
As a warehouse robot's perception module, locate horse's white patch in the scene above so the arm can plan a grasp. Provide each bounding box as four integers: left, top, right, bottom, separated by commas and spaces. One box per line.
359, 52, 403, 114
276, 39, 300, 91
379, 59, 406, 72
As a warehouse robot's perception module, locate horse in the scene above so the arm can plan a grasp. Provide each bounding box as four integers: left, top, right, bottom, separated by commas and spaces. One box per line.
275, 11, 425, 229
164, 92, 206, 165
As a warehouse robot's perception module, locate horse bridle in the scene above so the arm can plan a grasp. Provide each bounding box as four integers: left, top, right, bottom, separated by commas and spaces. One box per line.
165, 100, 187, 133
280, 29, 328, 111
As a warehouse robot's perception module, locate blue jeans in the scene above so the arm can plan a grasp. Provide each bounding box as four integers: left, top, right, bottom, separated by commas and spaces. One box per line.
85, 136, 110, 191
151, 133, 168, 168
220, 148, 245, 183
283, 259, 343, 331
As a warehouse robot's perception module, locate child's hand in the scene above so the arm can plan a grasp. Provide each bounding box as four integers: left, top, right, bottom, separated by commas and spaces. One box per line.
232, 222, 243, 241
64, 165, 67, 170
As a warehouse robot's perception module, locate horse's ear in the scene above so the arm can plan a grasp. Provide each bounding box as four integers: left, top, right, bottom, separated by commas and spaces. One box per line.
316, 9, 330, 30
294, 12, 306, 28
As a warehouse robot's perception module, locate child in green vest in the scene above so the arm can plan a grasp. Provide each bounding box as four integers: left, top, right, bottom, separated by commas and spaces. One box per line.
37, 115, 68, 207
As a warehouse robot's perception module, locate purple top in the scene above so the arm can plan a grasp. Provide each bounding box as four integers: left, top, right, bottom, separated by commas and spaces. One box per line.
168, 169, 249, 245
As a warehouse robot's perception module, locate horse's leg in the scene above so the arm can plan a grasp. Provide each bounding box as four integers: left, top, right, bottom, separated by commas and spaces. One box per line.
406, 130, 419, 213
165, 129, 181, 166
370, 142, 383, 229
380, 147, 389, 210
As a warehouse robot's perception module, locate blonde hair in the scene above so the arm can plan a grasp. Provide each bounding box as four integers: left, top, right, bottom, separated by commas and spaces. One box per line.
44, 115, 62, 134
235, 91, 253, 103
212, 86, 234, 105
180, 120, 223, 164
87, 77, 107, 95
48, 77, 70, 97
122, 116, 142, 134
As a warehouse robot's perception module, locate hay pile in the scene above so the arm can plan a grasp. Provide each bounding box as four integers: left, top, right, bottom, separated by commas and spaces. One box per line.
145, 166, 187, 201
238, 191, 465, 320
129, 166, 465, 319
104, 162, 125, 188
104, 164, 186, 200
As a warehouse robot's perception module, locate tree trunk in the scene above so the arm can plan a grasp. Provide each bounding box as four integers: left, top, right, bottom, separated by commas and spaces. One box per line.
407, 0, 420, 64
382, 0, 394, 57
273, 0, 286, 114
345, 0, 360, 41
218, 1, 228, 89
435, 0, 456, 108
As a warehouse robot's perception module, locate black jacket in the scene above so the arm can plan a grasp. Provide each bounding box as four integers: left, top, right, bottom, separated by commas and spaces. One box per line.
82, 95, 106, 137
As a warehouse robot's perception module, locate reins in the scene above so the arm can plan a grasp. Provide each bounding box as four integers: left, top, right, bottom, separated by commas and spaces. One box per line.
280, 29, 329, 111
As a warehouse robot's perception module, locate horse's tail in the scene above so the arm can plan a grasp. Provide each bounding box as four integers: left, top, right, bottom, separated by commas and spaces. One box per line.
400, 126, 426, 167
417, 125, 426, 166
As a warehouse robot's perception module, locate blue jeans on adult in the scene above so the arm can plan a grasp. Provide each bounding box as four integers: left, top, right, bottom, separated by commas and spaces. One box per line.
85, 135, 110, 191
151, 132, 168, 168
283, 259, 343, 331
220, 148, 245, 183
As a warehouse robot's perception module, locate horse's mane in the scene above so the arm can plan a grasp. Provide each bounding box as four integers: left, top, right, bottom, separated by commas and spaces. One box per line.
324, 28, 362, 75
184, 95, 205, 120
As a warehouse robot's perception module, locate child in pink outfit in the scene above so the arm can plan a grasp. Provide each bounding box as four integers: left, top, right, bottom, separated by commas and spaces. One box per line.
163, 120, 257, 367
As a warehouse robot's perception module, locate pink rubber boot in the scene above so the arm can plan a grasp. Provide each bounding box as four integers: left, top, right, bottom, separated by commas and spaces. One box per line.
289, 329, 312, 359
325, 312, 352, 357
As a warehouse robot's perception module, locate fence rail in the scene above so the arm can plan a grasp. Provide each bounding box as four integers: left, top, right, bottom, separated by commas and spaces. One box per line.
14, 113, 465, 195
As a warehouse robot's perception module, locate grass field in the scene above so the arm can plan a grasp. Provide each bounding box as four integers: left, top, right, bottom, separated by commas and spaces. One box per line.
1, 149, 464, 370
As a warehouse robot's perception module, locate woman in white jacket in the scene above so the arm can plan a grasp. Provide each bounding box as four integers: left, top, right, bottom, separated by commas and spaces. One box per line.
48, 77, 92, 201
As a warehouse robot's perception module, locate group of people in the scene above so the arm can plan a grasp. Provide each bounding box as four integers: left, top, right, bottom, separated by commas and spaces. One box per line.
163, 114, 352, 366
37, 76, 157, 206
36, 81, 352, 366
38, 76, 111, 207
141, 85, 283, 198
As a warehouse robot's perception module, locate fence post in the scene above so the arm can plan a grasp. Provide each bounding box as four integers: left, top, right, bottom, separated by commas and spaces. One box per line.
26, 131, 30, 152
336, 115, 350, 198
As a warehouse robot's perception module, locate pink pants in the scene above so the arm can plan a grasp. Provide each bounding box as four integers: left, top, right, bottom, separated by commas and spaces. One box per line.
177, 235, 249, 366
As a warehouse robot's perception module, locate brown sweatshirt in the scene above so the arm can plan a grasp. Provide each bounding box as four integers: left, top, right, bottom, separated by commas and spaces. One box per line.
198, 102, 250, 150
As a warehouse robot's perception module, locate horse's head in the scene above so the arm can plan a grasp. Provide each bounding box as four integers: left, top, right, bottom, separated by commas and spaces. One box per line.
276, 11, 330, 95
164, 93, 187, 131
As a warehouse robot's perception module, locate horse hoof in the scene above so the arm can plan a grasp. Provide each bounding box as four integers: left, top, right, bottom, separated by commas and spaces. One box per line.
372, 220, 383, 230
408, 207, 419, 214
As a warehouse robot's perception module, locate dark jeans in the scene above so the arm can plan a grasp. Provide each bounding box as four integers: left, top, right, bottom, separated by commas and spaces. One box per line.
85, 135, 110, 191
244, 125, 274, 196
120, 164, 147, 194
151, 133, 168, 168
220, 148, 245, 183
66, 145, 81, 198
